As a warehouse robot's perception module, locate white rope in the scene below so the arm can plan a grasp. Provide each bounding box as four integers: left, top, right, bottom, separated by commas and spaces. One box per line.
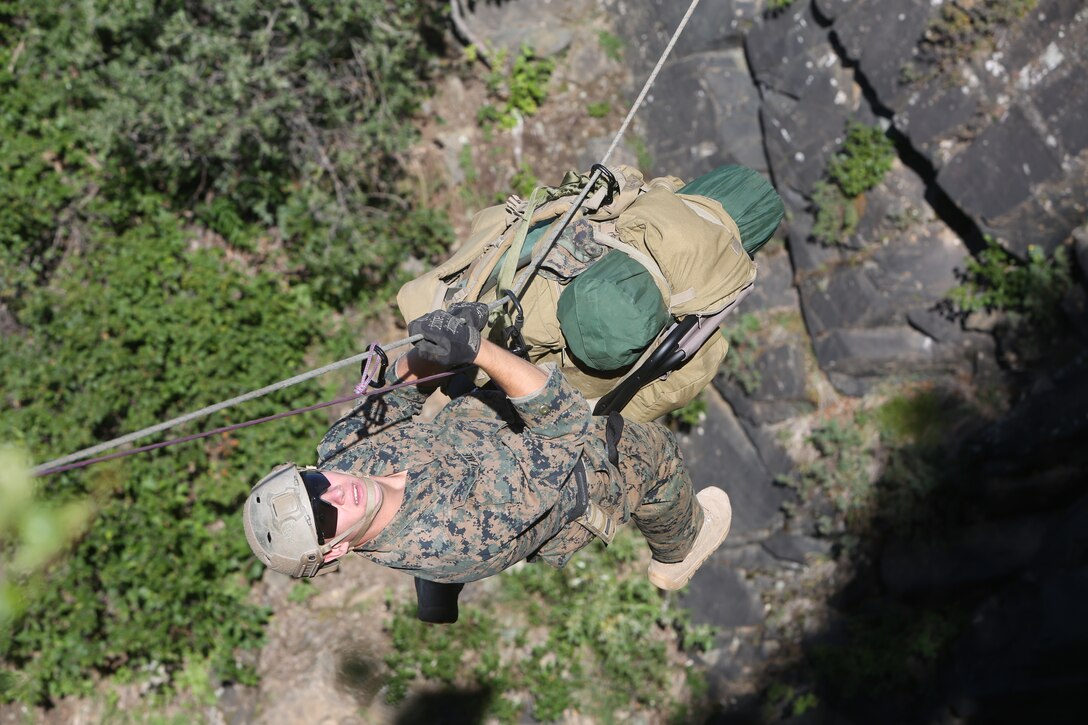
32, 0, 704, 475
601, 0, 703, 166
510, 0, 703, 297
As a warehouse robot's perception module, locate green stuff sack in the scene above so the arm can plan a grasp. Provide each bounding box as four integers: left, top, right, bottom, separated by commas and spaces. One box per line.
679, 165, 784, 255
557, 252, 669, 371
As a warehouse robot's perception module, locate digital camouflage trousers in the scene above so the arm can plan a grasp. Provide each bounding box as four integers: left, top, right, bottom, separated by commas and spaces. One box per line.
537, 418, 703, 565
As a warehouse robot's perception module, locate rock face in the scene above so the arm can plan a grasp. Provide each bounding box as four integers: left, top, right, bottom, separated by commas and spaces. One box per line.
606, 0, 1088, 719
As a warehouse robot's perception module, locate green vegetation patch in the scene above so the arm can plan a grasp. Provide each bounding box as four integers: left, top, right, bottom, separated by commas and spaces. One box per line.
808, 604, 966, 697
598, 30, 624, 62
766, 0, 799, 14
0, 0, 452, 705
827, 123, 897, 198
382, 530, 714, 723
811, 122, 895, 246
948, 238, 1072, 322
479, 46, 556, 130
905, 0, 1039, 84
721, 312, 764, 395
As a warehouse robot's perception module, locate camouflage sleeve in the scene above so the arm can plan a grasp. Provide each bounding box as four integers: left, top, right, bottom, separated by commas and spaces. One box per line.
315, 356, 427, 464
507, 364, 591, 441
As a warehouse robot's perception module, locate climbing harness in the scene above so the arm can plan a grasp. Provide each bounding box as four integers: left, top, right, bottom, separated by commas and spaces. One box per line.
31, 0, 705, 477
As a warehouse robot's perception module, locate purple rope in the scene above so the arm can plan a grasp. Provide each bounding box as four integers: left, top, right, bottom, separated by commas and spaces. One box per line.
33, 370, 455, 477
353, 342, 380, 395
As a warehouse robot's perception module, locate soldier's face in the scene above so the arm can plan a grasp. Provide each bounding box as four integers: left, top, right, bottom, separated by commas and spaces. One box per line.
318, 471, 380, 538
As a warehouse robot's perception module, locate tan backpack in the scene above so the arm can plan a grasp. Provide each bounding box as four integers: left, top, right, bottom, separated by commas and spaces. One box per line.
397, 165, 757, 423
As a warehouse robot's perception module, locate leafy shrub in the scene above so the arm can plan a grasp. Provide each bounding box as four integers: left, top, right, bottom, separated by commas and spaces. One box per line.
0, 0, 451, 705
0, 206, 328, 703
721, 313, 764, 394
481, 45, 555, 130
381, 530, 713, 722
810, 122, 894, 245
828, 122, 896, 198
811, 180, 860, 246
1, 0, 450, 310
0, 448, 92, 630
948, 237, 1072, 322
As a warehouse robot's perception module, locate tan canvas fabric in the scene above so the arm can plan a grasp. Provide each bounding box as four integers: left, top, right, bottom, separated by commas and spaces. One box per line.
615, 188, 756, 316
396, 169, 756, 423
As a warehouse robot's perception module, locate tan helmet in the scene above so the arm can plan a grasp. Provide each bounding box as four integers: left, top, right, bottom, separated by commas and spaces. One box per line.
243, 463, 382, 578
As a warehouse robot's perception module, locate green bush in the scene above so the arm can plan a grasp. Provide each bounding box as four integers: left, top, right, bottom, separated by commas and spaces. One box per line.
948, 237, 1072, 321
0, 207, 328, 703
721, 313, 764, 394
810, 122, 893, 245
382, 530, 714, 723
482, 46, 555, 130
1, 0, 450, 310
828, 122, 896, 198
811, 180, 860, 246
0, 0, 451, 705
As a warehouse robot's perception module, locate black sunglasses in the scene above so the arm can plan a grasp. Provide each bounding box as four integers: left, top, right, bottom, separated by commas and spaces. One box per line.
300, 470, 338, 545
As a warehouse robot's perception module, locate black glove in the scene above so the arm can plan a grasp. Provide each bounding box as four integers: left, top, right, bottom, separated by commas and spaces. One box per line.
447, 302, 489, 331
408, 310, 481, 367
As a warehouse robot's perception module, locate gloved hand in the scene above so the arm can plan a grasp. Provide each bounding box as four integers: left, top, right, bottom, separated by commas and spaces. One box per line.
447, 302, 489, 331
408, 310, 481, 367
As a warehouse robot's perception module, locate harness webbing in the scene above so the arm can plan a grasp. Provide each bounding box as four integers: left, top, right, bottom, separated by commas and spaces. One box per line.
30, 0, 704, 477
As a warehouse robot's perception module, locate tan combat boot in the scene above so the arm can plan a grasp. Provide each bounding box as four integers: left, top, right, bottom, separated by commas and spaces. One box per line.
647, 487, 732, 591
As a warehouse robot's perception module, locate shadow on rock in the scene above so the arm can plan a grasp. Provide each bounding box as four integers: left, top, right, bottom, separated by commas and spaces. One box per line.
394, 686, 494, 725
704, 364, 1088, 723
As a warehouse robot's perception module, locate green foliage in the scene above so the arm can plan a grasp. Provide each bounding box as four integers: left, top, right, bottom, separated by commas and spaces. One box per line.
766, 0, 798, 13
948, 237, 1072, 321
597, 31, 624, 62
875, 389, 955, 450
828, 122, 896, 198
666, 394, 708, 429
482, 46, 555, 130
763, 683, 819, 720
808, 605, 963, 696
1, 0, 450, 310
0, 0, 452, 705
631, 135, 654, 174
0, 208, 327, 703
381, 530, 712, 722
906, 0, 1038, 83
780, 416, 875, 536
721, 313, 764, 394
810, 122, 893, 245
510, 163, 541, 199
586, 101, 612, 118
0, 447, 93, 628
811, 180, 859, 246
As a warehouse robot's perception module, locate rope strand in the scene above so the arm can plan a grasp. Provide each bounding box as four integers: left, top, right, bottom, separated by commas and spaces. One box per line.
34, 371, 456, 477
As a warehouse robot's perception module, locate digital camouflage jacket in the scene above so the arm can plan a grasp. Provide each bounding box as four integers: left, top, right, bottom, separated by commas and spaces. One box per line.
315, 365, 612, 583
